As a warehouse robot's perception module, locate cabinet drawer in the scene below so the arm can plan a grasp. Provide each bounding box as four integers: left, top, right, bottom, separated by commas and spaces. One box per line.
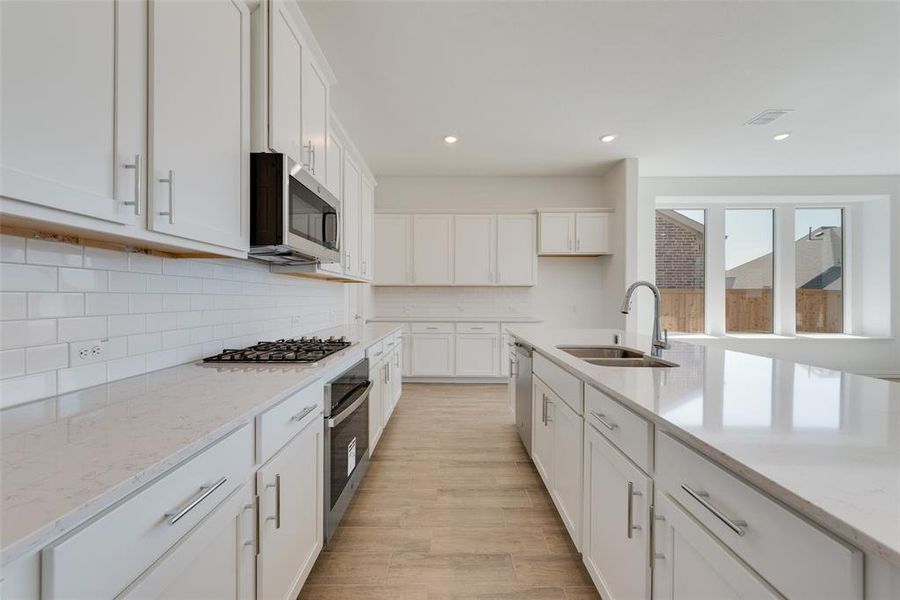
457, 322, 500, 334
42, 425, 254, 599
367, 340, 385, 361
411, 322, 454, 334
533, 352, 582, 414
655, 432, 863, 600
584, 385, 652, 473
257, 379, 324, 463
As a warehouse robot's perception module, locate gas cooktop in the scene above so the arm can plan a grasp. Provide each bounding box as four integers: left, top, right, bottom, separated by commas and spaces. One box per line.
202, 336, 352, 363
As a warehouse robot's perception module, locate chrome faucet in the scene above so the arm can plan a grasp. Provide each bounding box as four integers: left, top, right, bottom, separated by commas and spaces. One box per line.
620, 280, 670, 357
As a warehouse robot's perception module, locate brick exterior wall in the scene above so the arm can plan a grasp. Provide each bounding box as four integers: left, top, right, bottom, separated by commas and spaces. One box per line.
655, 213, 705, 288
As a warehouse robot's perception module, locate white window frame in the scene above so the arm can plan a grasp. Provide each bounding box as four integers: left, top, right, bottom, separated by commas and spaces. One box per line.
655, 195, 871, 338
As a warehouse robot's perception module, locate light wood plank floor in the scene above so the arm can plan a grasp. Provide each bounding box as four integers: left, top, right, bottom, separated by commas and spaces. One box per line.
300, 383, 600, 600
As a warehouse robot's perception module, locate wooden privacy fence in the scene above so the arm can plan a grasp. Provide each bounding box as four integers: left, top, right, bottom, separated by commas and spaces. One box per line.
659, 288, 842, 333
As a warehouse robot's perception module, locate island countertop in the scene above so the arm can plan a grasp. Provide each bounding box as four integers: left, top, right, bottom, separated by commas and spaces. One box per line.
506, 326, 900, 568
0, 323, 401, 567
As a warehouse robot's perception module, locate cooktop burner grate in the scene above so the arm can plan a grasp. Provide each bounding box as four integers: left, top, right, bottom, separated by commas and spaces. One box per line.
203, 336, 352, 363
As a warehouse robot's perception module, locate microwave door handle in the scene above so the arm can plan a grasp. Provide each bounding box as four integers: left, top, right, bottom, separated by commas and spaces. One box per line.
327, 381, 374, 428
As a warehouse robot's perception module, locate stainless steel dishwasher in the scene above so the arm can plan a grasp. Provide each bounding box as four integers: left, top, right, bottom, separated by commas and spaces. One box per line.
511, 342, 533, 455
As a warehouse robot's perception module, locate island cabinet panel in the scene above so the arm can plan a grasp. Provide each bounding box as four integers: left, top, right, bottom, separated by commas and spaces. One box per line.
533, 352, 583, 414
652, 491, 781, 600
257, 417, 323, 600
118, 482, 256, 600
582, 423, 651, 600
41, 425, 254, 599
550, 391, 583, 548
585, 384, 653, 473
532, 377, 555, 487
655, 432, 863, 600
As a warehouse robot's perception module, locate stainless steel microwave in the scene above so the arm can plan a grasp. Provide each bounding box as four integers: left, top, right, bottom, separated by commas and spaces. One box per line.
248, 153, 340, 264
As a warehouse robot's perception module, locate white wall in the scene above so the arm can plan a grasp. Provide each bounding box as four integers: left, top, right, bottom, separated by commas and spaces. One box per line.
634, 175, 900, 376
373, 174, 622, 327
0, 234, 346, 408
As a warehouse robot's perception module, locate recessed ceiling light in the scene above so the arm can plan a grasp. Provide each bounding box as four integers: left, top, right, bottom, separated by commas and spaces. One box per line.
600, 134, 617, 143
444, 135, 458, 144
773, 132, 791, 141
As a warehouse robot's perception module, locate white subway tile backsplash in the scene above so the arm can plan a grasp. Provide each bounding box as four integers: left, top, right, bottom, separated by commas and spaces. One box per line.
108, 314, 146, 337
0, 319, 56, 349
1, 233, 345, 402
25, 238, 83, 267
0, 348, 26, 379
57, 363, 107, 394
0, 263, 57, 292
27, 293, 84, 318
0, 293, 27, 320
58, 316, 109, 342
25, 343, 68, 373
0, 235, 26, 263
59, 268, 108, 292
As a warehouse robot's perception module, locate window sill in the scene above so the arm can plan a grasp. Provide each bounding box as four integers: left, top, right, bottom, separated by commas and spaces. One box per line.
670, 333, 894, 342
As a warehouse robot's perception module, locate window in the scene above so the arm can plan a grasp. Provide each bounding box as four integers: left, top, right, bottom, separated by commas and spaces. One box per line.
795, 208, 843, 333
725, 209, 774, 333
655, 209, 705, 333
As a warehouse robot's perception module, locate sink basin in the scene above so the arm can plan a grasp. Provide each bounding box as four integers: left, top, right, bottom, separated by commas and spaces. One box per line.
557, 345, 678, 368
557, 345, 645, 360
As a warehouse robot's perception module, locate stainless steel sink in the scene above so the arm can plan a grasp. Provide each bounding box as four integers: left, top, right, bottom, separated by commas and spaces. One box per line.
556, 345, 678, 368
556, 345, 645, 360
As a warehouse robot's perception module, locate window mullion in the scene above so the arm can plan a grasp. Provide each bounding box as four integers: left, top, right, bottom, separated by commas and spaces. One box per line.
706, 207, 726, 336
774, 206, 796, 335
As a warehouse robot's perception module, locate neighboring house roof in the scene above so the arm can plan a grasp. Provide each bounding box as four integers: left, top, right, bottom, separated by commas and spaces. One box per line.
725, 227, 842, 290
657, 210, 704, 235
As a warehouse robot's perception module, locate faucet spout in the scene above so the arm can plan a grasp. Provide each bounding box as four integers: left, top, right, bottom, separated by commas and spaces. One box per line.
620, 280, 670, 357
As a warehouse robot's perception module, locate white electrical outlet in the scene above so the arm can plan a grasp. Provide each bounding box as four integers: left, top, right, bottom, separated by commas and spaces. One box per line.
71, 340, 106, 363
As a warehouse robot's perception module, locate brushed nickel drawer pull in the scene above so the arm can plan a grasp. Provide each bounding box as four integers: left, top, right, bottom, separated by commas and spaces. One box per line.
158, 169, 175, 224
590, 411, 618, 431
122, 154, 142, 215
290, 405, 317, 422
165, 476, 227, 525
681, 483, 747, 536
266, 474, 281, 529
626, 481, 642, 539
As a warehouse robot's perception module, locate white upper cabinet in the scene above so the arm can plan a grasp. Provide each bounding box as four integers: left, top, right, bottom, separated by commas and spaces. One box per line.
539, 210, 612, 256
325, 128, 344, 199
359, 177, 375, 280
497, 214, 537, 285
1, 0, 145, 225
149, 0, 250, 251
575, 212, 610, 254
342, 156, 361, 277
454, 215, 496, 285
539, 212, 576, 254
374, 215, 412, 285
301, 54, 328, 185
268, 0, 303, 166
412, 215, 454, 285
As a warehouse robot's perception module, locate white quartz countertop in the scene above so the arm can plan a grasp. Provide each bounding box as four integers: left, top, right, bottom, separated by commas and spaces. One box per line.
369, 315, 542, 323
507, 326, 900, 567
0, 323, 400, 566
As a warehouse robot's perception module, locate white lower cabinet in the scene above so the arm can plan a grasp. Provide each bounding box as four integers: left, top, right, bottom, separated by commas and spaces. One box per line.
369, 338, 403, 455
455, 334, 499, 376
532, 377, 555, 486
410, 333, 454, 376
582, 422, 651, 600
120, 482, 256, 600
652, 491, 780, 600
256, 417, 324, 600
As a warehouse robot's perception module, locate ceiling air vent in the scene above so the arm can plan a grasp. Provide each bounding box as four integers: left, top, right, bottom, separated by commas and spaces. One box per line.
745, 109, 793, 126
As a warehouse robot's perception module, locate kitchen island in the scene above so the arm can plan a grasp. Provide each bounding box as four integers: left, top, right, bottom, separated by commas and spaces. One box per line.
507, 326, 900, 600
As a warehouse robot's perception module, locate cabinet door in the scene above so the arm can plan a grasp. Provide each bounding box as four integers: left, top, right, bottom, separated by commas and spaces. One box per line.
268, 0, 303, 165
497, 215, 537, 285
455, 334, 499, 377
257, 420, 323, 600
325, 128, 344, 199
551, 397, 583, 549
454, 215, 496, 285
342, 157, 361, 276
301, 54, 328, 184
575, 212, 610, 254
531, 379, 554, 488
412, 215, 454, 285
582, 425, 651, 600
1, 0, 144, 224
374, 215, 412, 285
359, 177, 375, 280
368, 363, 383, 452
382, 362, 393, 426
402, 334, 412, 376
410, 334, 454, 376
393, 344, 403, 404
539, 212, 575, 254
149, 0, 249, 251
653, 492, 781, 600
120, 483, 255, 600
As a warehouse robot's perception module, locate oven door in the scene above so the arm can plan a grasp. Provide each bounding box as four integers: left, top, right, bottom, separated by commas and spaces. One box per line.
283, 157, 340, 263
327, 381, 372, 510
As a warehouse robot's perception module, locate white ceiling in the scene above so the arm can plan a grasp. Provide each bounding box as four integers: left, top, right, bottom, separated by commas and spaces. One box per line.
299, 1, 900, 177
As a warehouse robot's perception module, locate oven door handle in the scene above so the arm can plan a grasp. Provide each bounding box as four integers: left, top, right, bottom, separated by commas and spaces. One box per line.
327, 381, 374, 429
